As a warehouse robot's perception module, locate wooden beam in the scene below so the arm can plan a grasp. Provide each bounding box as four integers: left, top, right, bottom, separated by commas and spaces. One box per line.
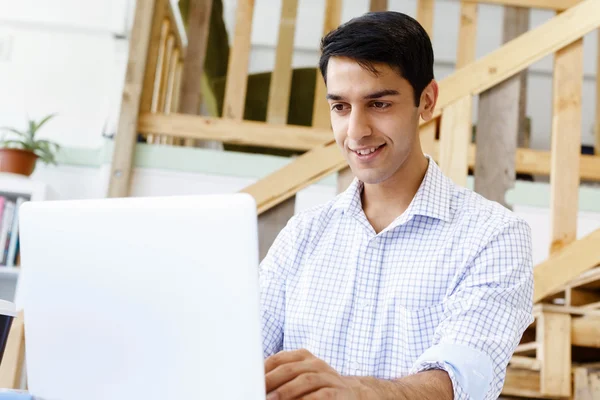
108, 0, 157, 198
138, 113, 332, 151
266, 0, 299, 125
147, 18, 170, 144
139, 109, 600, 181
140, 0, 168, 115
239, 0, 600, 213
568, 288, 600, 307
537, 312, 571, 397
241, 144, 347, 215
549, 38, 583, 254
416, 0, 435, 38
0, 312, 25, 389
439, 95, 472, 186
502, 368, 542, 398
456, 1, 478, 69
222, 0, 254, 120
534, 228, 600, 303
179, 0, 212, 116
509, 355, 542, 371
166, 0, 188, 54
369, 0, 388, 12
312, 0, 342, 128
572, 317, 600, 348
474, 6, 529, 208
437, 0, 600, 121
466, 0, 579, 11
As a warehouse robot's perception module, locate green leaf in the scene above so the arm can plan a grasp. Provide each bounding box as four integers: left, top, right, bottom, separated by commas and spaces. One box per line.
0, 128, 26, 138
32, 114, 56, 137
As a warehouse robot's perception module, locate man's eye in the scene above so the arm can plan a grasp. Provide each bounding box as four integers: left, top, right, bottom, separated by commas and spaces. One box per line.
331, 104, 346, 111
372, 102, 389, 109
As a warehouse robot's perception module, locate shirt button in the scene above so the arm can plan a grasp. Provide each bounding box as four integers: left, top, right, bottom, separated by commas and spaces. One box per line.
351, 361, 361, 371
359, 301, 370, 310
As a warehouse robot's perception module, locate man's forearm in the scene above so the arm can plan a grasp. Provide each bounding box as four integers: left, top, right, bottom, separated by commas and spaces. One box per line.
347, 370, 454, 400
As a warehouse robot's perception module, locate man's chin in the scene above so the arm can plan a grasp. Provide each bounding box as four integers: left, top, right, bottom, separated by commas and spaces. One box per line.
349, 168, 390, 185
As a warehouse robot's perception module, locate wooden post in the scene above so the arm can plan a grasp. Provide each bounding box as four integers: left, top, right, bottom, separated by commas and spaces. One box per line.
549, 38, 583, 254
162, 47, 180, 145
474, 7, 529, 208
439, 95, 471, 186
311, 0, 348, 193
369, 0, 388, 12
147, 18, 171, 144
0, 312, 25, 389
312, 0, 341, 129
537, 312, 571, 397
179, 0, 215, 148
266, 0, 299, 126
416, 0, 435, 38
258, 0, 300, 257
438, 2, 476, 187
456, 1, 477, 70
222, 0, 254, 120
108, 0, 158, 198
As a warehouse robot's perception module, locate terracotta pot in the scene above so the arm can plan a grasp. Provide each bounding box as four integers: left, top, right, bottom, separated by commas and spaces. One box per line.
0, 148, 38, 176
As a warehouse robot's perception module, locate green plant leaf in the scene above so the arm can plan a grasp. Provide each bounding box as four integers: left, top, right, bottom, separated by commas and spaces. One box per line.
0, 128, 26, 138
0, 140, 26, 149
32, 114, 57, 137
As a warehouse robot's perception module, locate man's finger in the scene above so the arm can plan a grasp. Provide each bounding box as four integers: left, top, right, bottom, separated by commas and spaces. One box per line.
265, 349, 313, 374
265, 360, 317, 393
267, 372, 334, 400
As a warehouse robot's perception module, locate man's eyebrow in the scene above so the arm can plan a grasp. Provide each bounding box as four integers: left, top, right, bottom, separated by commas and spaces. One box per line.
326, 90, 400, 101
363, 89, 400, 99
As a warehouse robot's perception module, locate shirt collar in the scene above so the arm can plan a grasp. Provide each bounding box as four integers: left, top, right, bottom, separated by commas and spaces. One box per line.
332, 156, 452, 224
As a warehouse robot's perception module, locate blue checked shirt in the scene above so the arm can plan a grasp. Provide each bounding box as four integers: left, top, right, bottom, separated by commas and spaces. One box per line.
259, 157, 534, 400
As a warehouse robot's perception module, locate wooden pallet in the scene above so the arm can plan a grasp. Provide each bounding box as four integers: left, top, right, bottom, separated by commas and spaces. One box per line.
502, 304, 600, 398
546, 267, 600, 309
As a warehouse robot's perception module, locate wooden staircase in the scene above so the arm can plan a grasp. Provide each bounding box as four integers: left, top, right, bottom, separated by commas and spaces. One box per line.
106, 0, 600, 398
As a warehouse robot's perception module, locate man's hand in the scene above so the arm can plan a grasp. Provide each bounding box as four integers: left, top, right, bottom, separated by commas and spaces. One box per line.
264, 349, 366, 400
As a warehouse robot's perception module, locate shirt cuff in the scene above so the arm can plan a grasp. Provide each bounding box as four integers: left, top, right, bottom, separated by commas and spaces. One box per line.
410, 343, 494, 400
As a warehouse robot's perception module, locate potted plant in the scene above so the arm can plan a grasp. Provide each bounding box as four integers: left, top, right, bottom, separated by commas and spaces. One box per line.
0, 114, 61, 176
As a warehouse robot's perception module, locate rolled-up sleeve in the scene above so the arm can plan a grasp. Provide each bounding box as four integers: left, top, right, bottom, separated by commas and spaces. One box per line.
410, 219, 534, 400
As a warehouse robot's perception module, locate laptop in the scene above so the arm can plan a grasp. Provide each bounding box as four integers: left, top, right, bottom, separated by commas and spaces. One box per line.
17, 194, 266, 400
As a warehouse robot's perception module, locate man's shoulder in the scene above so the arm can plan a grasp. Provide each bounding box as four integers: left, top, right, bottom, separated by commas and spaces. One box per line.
450, 183, 531, 241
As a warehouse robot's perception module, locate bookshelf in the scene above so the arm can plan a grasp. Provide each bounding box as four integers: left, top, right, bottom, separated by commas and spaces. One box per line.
0, 173, 56, 304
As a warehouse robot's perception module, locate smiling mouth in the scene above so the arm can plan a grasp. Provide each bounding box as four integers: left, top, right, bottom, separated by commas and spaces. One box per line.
350, 144, 386, 161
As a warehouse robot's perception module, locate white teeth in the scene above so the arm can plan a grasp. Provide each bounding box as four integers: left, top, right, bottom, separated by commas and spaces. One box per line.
355, 147, 378, 155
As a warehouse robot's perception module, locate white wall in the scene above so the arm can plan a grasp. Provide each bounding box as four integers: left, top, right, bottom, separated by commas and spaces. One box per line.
0, 0, 597, 150
0, 0, 133, 149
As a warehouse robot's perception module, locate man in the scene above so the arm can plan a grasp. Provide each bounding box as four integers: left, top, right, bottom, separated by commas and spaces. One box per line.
260, 11, 533, 400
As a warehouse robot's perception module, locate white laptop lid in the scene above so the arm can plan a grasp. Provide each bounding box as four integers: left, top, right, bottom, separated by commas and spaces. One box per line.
18, 194, 265, 400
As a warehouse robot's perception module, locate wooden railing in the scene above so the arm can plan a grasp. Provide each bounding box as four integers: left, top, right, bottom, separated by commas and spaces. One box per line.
109, 1, 600, 395
108, 0, 187, 197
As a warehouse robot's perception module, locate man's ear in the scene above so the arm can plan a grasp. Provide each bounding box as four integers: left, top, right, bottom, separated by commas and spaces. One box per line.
419, 80, 439, 122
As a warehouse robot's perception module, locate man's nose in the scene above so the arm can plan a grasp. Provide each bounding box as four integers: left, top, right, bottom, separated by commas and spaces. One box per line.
347, 110, 372, 141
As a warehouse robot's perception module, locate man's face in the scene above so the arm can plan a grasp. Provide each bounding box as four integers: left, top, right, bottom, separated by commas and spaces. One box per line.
326, 56, 434, 185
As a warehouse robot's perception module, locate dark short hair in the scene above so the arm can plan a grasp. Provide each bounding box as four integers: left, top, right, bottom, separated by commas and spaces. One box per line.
318, 11, 434, 106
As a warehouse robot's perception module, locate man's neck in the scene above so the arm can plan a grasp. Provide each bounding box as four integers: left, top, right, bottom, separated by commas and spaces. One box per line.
361, 153, 429, 233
